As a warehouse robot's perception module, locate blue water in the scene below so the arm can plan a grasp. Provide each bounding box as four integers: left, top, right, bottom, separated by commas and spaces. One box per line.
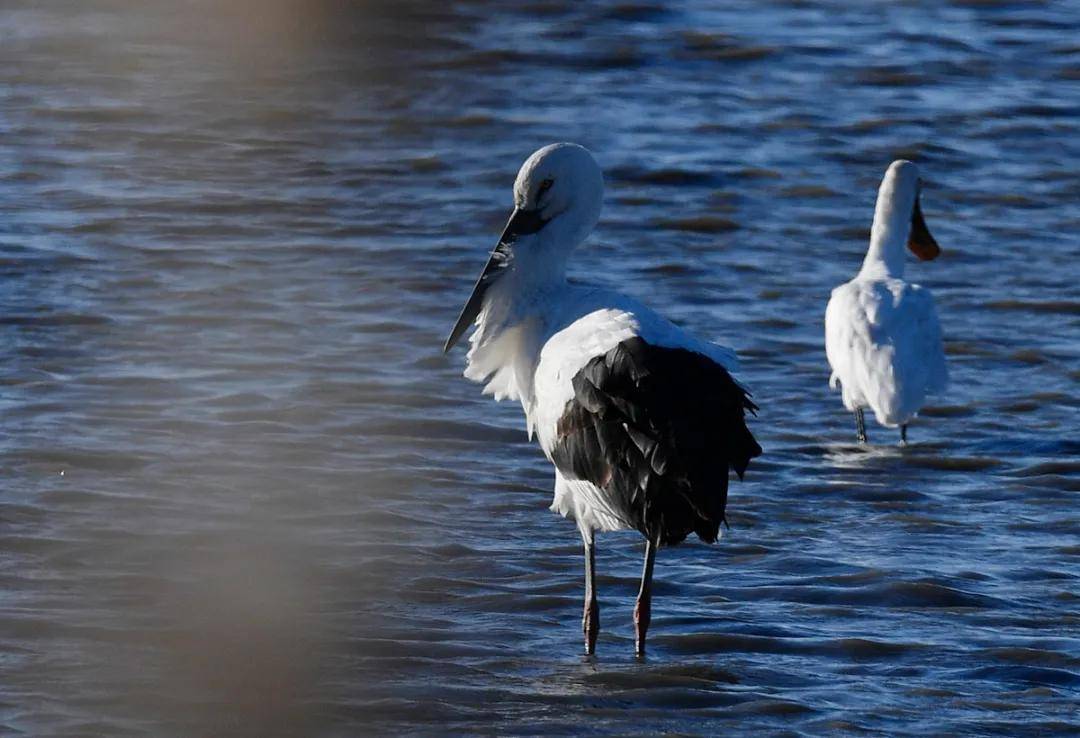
0, 1, 1077, 735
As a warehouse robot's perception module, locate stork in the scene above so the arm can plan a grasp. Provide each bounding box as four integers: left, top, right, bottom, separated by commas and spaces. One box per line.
445, 143, 761, 656
825, 160, 948, 444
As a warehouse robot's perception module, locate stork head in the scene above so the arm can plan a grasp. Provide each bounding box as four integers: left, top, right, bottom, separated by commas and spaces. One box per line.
444, 143, 604, 352
875, 159, 941, 262
509, 143, 604, 250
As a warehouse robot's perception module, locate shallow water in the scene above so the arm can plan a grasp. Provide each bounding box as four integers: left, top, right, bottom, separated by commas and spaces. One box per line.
0, 1, 1077, 735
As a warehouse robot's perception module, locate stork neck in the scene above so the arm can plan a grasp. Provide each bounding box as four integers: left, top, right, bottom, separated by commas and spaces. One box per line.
860, 233, 906, 279
512, 241, 570, 293
860, 186, 914, 280
479, 243, 569, 345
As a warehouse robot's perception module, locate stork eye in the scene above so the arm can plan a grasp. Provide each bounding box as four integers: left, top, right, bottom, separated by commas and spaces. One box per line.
537, 178, 554, 199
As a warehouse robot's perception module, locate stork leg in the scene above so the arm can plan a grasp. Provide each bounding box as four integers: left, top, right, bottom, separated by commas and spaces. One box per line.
582, 532, 599, 655
855, 408, 867, 444
900, 424, 908, 446
634, 533, 659, 657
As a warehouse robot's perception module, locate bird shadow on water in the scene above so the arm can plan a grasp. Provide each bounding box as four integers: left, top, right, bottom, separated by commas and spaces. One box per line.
530, 652, 819, 727
819, 440, 935, 476
557, 652, 745, 694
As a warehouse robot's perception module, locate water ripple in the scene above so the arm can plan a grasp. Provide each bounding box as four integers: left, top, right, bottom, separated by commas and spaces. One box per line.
0, 0, 1076, 736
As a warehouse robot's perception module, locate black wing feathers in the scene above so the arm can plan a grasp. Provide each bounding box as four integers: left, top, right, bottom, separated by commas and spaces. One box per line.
551, 337, 761, 545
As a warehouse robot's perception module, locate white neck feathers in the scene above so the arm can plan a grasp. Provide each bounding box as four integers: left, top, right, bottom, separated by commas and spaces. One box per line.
861, 161, 918, 279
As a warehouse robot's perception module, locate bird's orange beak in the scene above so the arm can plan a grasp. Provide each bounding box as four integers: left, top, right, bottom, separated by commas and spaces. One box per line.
907, 195, 940, 261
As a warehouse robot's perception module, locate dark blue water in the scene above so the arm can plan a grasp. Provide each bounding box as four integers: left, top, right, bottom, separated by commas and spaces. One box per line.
0, 1, 1077, 735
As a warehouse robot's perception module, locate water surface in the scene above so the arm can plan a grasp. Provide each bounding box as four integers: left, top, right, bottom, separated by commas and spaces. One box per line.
0, 1, 1077, 735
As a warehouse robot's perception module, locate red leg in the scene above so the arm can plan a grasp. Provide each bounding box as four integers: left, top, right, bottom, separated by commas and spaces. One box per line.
583, 535, 599, 655
634, 534, 658, 657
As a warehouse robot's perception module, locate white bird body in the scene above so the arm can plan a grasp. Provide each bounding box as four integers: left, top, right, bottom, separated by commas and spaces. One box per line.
467, 279, 738, 432
825, 278, 946, 427
467, 283, 739, 532
825, 160, 947, 437
446, 143, 760, 654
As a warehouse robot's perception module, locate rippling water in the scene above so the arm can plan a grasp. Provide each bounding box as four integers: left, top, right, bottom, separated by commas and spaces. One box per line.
1, 1, 1077, 735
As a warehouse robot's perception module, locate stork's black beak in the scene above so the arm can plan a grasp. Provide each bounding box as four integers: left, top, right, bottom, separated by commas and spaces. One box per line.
908, 193, 941, 261
443, 208, 547, 353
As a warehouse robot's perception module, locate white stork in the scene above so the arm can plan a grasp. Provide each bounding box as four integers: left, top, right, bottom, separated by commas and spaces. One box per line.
825, 160, 948, 444
444, 143, 761, 656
